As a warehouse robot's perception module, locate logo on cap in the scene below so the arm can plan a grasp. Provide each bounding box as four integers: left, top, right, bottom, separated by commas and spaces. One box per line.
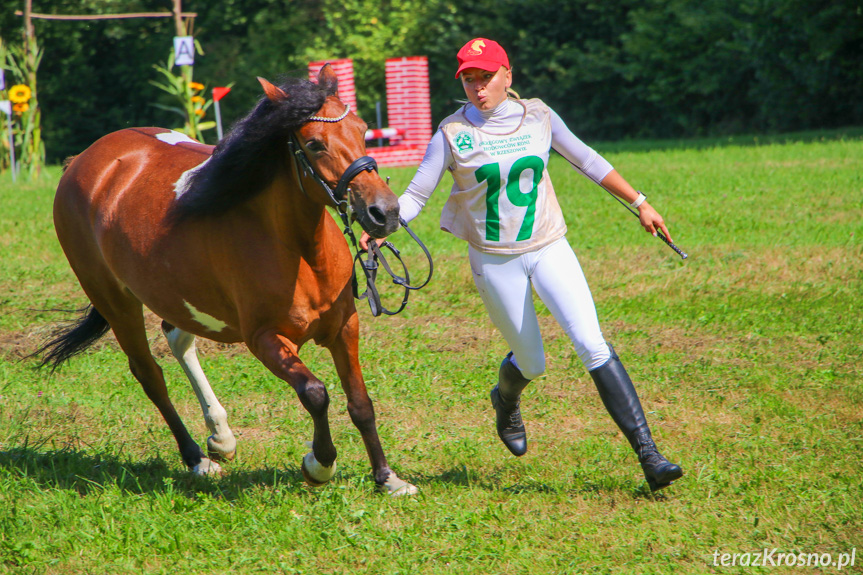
467, 40, 486, 56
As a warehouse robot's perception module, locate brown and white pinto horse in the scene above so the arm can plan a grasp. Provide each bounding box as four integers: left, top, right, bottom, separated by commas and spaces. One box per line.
37, 65, 417, 495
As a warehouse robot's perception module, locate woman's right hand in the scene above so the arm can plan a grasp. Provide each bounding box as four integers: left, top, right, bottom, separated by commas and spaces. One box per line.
359, 231, 386, 251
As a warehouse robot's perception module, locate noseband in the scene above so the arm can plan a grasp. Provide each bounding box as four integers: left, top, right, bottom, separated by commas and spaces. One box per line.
288, 104, 434, 317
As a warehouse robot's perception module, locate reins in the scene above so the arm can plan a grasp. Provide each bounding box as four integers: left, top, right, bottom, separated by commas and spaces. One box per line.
352, 216, 434, 316
288, 105, 433, 317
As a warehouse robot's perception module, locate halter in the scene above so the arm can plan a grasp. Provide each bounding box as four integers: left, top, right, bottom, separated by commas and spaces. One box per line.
288, 104, 434, 316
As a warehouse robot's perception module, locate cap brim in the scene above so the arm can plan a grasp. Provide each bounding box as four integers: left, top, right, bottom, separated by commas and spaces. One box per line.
455, 61, 505, 79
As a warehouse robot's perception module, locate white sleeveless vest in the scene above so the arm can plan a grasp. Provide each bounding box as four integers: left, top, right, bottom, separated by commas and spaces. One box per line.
438, 98, 567, 254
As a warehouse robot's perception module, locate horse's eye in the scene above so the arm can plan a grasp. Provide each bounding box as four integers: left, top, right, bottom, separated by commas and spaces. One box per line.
306, 140, 326, 153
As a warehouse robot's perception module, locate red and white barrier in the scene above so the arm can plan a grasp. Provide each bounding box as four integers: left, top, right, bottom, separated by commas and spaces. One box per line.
308, 56, 432, 167
365, 128, 405, 140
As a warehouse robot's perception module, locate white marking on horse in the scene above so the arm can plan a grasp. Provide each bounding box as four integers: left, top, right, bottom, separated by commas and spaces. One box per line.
163, 326, 237, 461
173, 156, 210, 199
184, 301, 228, 333
192, 458, 222, 476
381, 473, 419, 497
156, 131, 199, 146
303, 449, 337, 484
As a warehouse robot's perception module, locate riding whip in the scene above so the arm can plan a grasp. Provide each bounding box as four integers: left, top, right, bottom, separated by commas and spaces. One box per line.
568, 162, 689, 259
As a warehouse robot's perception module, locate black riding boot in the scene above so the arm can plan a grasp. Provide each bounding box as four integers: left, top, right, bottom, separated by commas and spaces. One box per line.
490, 352, 531, 456
589, 345, 683, 491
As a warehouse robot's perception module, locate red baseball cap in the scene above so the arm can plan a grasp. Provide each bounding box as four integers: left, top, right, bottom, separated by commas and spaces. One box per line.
455, 38, 510, 79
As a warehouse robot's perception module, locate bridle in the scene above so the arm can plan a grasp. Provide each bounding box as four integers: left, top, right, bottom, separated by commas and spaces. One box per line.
288, 105, 377, 211
288, 103, 433, 316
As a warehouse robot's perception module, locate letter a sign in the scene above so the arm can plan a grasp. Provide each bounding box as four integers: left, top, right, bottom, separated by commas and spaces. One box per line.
174, 36, 195, 66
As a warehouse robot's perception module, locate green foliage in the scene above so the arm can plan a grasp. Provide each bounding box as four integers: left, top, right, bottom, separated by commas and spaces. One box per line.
0, 1, 860, 162
300, 0, 443, 123
2, 36, 45, 179
0, 0, 179, 161
149, 51, 217, 143
404, 0, 863, 140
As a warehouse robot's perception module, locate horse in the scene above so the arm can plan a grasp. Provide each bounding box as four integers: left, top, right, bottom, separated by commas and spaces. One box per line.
35, 64, 418, 496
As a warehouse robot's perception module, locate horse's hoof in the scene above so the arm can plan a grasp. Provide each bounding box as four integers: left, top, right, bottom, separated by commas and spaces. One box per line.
301, 451, 336, 487
207, 435, 237, 461
208, 449, 236, 462
192, 458, 223, 476
377, 473, 418, 497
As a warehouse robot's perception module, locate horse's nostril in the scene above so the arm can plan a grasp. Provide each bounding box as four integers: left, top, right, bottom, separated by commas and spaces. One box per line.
368, 206, 386, 225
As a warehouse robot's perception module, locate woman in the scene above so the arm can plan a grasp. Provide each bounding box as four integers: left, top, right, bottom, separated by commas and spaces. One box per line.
362, 38, 683, 491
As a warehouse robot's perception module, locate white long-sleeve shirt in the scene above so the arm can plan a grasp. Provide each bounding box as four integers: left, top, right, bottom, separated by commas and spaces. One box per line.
399, 98, 614, 223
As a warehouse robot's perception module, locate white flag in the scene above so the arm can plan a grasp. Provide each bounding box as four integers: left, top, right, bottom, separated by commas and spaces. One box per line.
0, 101, 11, 117
174, 36, 195, 66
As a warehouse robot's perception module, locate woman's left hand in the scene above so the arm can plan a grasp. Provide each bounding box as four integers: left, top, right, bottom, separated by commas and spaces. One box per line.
637, 201, 673, 244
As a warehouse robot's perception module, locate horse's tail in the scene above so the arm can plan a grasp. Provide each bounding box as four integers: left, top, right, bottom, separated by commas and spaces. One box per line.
33, 305, 111, 372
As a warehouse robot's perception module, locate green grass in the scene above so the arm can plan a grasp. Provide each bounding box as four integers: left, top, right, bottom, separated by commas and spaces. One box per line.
1, 132, 862, 574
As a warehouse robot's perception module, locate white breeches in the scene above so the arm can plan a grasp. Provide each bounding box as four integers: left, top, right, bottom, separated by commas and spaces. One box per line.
469, 237, 610, 379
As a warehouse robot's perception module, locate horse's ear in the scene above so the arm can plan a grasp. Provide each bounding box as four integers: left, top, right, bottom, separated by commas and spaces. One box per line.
317, 64, 339, 97
257, 77, 288, 102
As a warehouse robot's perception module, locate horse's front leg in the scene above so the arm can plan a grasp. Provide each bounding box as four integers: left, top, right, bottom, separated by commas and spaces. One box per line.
328, 313, 418, 496
249, 330, 337, 486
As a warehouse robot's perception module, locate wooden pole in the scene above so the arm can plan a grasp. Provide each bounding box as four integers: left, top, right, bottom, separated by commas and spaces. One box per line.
173, 0, 187, 36
7, 113, 17, 182
14, 12, 197, 21
23, 0, 32, 35
23, 0, 36, 88
22, 0, 41, 177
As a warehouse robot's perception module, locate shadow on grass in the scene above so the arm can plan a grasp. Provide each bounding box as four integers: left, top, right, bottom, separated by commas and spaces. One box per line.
409, 464, 671, 501
1, 447, 675, 502
0, 446, 310, 500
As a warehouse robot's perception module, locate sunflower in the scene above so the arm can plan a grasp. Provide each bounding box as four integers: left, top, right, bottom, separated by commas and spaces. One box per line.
9, 84, 32, 104
13, 102, 30, 114
191, 95, 206, 104
188, 82, 204, 91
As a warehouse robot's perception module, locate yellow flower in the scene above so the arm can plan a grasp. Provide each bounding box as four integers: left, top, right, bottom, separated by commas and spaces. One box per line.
191, 95, 206, 104
9, 85, 32, 104
13, 102, 30, 114
195, 109, 205, 117
188, 82, 204, 91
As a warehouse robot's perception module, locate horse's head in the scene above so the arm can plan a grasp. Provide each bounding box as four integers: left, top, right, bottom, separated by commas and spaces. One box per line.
259, 66, 400, 239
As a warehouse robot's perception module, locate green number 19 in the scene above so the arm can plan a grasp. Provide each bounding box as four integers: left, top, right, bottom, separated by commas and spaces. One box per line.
476, 156, 544, 241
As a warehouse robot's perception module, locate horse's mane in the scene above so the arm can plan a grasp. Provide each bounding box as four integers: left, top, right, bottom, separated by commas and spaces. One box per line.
62, 155, 78, 172
171, 77, 328, 220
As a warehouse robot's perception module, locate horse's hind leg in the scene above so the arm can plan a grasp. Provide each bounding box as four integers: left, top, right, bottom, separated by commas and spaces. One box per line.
88, 292, 218, 475
162, 322, 237, 461
329, 314, 417, 496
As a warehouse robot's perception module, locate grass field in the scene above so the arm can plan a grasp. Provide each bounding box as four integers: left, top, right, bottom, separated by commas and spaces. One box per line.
1, 130, 861, 574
